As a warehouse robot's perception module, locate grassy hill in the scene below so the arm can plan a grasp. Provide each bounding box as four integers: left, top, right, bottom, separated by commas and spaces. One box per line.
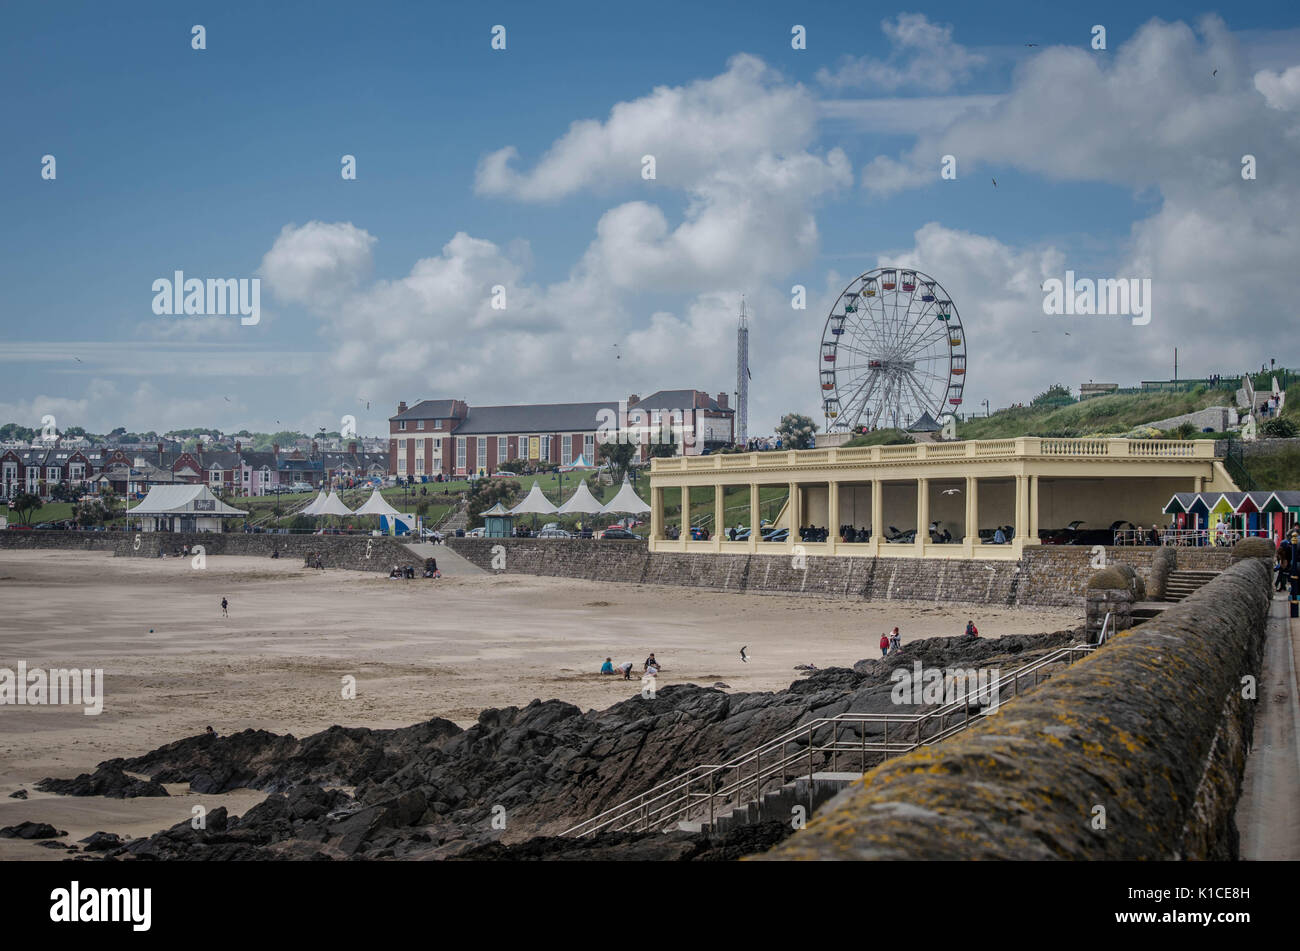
955, 387, 1235, 440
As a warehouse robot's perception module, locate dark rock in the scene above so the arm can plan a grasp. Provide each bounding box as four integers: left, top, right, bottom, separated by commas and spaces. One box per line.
8, 789, 27, 799
0, 821, 67, 839
36, 763, 168, 799
80, 831, 126, 852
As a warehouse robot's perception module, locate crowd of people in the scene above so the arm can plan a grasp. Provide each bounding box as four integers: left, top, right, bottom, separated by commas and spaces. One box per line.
742, 436, 784, 452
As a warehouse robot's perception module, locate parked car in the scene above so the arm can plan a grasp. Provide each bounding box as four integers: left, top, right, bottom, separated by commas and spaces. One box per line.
600, 528, 642, 540
466, 527, 486, 537
537, 528, 571, 538
289, 481, 313, 493
761, 528, 789, 543
419, 528, 444, 542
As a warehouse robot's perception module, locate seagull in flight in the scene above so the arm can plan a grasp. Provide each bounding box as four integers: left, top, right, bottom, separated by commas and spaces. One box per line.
1212, 68, 1218, 77
1025, 43, 1038, 47
740, 646, 749, 663
74, 356, 83, 363
941, 488, 962, 495
991, 177, 998, 188
224, 396, 232, 402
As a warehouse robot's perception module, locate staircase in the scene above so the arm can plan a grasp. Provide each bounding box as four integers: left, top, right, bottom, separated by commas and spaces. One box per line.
562, 643, 1100, 838
1164, 569, 1220, 602
438, 500, 469, 534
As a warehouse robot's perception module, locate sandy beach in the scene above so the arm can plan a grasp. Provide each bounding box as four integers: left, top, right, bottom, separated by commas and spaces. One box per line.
0, 549, 1078, 857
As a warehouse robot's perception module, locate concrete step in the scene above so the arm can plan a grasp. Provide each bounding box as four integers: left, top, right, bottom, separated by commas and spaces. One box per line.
401, 542, 485, 575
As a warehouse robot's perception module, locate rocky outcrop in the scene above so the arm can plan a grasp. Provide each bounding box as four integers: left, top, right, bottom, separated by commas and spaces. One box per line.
37, 764, 168, 799
760, 559, 1272, 861
37, 630, 1081, 861
0, 821, 67, 839
1147, 546, 1177, 601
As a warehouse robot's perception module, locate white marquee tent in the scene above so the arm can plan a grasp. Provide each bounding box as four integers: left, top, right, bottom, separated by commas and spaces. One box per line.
510, 481, 559, 515
600, 476, 650, 515
317, 490, 354, 517
557, 480, 605, 515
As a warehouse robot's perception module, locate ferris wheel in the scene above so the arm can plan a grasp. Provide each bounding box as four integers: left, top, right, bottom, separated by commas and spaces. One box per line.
819, 267, 967, 432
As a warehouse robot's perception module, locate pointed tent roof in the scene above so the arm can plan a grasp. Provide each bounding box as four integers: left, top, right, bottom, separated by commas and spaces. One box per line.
510, 481, 558, 515
127, 484, 247, 517
316, 490, 354, 516
482, 502, 513, 517
300, 489, 328, 516
560, 453, 596, 471
557, 480, 605, 514
906, 411, 942, 433
353, 488, 402, 518
600, 476, 650, 515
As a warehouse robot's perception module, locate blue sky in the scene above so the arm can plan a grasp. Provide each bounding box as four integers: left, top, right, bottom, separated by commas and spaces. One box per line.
3, 0, 1299, 437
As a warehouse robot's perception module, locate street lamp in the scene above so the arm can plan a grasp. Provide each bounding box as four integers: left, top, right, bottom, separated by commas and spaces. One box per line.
982, 399, 990, 418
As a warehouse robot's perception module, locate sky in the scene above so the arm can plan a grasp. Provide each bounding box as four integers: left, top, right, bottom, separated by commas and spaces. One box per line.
2, 0, 1298, 438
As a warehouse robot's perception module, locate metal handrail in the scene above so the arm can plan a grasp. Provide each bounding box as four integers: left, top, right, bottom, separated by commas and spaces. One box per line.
562, 643, 1098, 837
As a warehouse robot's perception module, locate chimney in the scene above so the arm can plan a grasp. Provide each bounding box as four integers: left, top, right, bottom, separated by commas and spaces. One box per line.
627, 394, 640, 406
349, 441, 357, 454
272, 442, 279, 459
235, 440, 242, 452
157, 441, 164, 465
397, 401, 408, 414
716, 392, 728, 409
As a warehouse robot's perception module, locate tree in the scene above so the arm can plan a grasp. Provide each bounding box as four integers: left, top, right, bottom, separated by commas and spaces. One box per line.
598, 442, 637, 483
467, 478, 521, 527
1172, 421, 1198, 440
10, 492, 41, 525
49, 482, 80, 503
1261, 416, 1300, 438
648, 442, 676, 458
1031, 384, 1075, 408
776, 413, 818, 450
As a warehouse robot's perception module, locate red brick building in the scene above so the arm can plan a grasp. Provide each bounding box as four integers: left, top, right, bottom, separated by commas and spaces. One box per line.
389, 391, 735, 479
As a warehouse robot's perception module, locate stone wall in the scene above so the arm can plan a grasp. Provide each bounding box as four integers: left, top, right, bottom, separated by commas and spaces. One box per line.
758, 559, 1272, 860
447, 537, 1233, 607
0, 530, 417, 572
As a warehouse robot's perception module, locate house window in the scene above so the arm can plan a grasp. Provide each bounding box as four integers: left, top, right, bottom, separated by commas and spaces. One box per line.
477, 439, 487, 473
456, 438, 466, 473
399, 421, 406, 430
540, 436, 550, 461
417, 420, 425, 430
584, 434, 594, 457
209, 469, 221, 484
562, 435, 572, 464
48, 467, 60, 483
415, 454, 424, 474
434, 438, 442, 452
69, 462, 85, 481
27, 469, 39, 492
398, 455, 407, 474
497, 436, 507, 464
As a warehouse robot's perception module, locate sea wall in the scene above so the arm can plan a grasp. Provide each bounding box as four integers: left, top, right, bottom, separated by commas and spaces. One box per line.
446, 537, 1231, 608
758, 559, 1272, 860
0, 530, 416, 572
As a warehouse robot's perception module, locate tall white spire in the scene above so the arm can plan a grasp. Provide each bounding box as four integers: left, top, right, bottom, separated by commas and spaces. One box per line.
736, 298, 749, 444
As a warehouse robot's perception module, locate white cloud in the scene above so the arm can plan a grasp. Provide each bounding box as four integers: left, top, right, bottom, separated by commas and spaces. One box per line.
474, 54, 823, 202
259, 221, 376, 307
817, 14, 986, 93
1255, 64, 1300, 110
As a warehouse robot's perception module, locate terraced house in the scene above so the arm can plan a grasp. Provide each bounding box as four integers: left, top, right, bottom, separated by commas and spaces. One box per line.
1, 439, 386, 501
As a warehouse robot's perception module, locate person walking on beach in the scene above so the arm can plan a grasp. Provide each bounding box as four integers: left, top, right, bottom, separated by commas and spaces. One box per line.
889, 627, 901, 654
879, 632, 890, 658
221, 597, 228, 617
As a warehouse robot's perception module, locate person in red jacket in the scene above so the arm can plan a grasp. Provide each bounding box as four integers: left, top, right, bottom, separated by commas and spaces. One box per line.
965, 620, 979, 638
879, 632, 890, 658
